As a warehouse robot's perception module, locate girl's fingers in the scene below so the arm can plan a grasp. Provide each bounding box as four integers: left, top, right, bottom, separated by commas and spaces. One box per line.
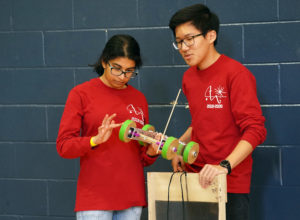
101, 113, 117, 126
106, 113, 117, 123
98, 121, 121, 133
111, 123, 122, 128
101, 114, 109, 126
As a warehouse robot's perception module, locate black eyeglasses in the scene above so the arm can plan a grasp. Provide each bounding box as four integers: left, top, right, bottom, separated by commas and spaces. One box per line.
173, 33, 204, 50
108, 62, 138, 78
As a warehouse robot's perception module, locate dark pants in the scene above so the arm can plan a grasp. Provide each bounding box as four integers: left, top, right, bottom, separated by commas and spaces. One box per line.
226, 193, 249, 220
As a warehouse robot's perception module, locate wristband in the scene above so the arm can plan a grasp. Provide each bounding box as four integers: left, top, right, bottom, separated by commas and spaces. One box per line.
90, 137, 98, 147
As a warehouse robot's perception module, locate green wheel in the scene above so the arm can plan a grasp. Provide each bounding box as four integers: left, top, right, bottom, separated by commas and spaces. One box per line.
138, 124, 155, 146
119, 120, 136, 143
161, 136, 179, 160
183, 141, 199, 164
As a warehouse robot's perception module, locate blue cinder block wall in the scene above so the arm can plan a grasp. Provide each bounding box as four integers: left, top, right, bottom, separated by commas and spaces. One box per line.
0, 0, 299, 219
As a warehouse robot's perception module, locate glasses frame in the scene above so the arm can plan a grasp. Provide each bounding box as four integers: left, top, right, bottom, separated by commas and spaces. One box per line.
173, 33, 204, 50
108, 62, 138, 79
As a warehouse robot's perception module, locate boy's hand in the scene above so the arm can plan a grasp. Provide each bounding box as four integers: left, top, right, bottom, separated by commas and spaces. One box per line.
172, 155, 185, 172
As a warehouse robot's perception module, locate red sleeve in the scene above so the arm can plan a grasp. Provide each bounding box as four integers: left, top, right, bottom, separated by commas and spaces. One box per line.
56, 89, 92, 159
140, 146, 159, 166
230, 69, 267, 149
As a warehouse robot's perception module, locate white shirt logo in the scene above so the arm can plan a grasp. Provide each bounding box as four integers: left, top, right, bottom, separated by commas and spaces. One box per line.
126, 104, 144, 125
205, 86, 226, 109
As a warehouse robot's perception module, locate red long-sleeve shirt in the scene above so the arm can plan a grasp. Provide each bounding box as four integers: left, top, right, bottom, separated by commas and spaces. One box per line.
183, 54, 266, 193
57, 78, 157, 211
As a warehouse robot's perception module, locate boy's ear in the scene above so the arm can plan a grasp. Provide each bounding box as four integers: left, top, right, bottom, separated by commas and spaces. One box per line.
206, 30, 217, 44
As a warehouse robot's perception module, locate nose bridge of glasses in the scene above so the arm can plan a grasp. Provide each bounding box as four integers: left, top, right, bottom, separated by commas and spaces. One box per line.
119, 71, 127, 79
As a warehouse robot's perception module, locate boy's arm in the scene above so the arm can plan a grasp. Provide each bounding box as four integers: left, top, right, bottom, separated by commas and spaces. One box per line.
199, 140, 253, 188
179, 126, 192, 143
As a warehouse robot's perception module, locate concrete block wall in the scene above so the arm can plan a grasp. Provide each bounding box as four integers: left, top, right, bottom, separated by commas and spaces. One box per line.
0, 0, 299, 219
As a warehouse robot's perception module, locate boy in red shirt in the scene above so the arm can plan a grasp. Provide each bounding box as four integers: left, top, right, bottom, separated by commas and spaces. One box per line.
169, 4, 267, 219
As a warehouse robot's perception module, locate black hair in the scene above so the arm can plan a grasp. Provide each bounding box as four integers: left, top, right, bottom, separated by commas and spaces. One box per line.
169, 4, 220, 45
91, 34, 142, 76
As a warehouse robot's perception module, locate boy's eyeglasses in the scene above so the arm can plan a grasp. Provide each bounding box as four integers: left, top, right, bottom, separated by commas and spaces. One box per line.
173, 33, 204, 50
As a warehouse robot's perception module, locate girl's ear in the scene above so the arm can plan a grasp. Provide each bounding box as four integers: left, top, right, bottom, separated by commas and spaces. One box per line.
101, 60, 107, 69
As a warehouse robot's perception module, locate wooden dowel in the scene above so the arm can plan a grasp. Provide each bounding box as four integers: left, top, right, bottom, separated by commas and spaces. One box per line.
157, 89, 181, 153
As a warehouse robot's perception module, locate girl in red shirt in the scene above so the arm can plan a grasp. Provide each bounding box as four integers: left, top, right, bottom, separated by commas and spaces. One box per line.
57, 35, 159, 220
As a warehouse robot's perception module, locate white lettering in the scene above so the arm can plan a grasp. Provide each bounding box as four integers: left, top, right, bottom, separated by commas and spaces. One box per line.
207, 104, 223, 109
131, 117, 144, 126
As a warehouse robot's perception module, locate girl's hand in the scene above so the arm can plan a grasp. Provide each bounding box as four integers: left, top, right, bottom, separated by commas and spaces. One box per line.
91, 114, 122, 145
